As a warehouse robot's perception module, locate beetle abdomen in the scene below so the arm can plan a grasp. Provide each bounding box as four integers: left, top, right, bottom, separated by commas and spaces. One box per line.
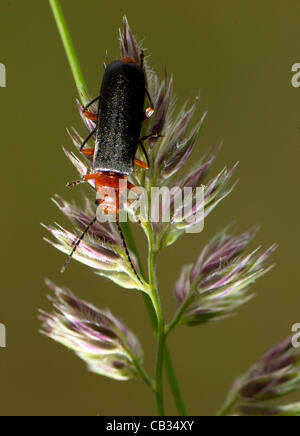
93, 60, 145, 175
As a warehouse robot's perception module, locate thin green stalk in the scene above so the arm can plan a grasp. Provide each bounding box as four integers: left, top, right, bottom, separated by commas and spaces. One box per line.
148, 246, 165, 416
155, 322, 166, 416
119, 222, 158, 329
48, 0, 187, 416
122, 222, 188, 416
49, 0, 87, 103
164, 349, 187, 416
134, 361, 155, 390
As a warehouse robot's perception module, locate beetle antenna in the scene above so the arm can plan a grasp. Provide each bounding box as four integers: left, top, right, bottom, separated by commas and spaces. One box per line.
61, 216, 97, 273
116, 218, 143, 285
140, 50, 144, 69
66, 178, 85, 188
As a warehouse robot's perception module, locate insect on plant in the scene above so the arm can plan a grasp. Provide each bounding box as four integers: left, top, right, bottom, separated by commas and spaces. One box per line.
44, 4, 295, 417
61, 53, 158, 277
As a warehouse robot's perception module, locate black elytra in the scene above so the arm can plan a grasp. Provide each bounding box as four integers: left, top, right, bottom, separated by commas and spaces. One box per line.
93, 60, 146, 175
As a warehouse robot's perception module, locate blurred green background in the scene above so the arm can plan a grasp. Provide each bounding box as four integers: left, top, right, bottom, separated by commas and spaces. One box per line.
0, 0, 299, 416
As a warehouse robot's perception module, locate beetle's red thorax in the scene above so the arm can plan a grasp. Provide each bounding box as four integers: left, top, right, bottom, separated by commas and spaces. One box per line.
84, 171, 127, 214
95, 171, 125, 189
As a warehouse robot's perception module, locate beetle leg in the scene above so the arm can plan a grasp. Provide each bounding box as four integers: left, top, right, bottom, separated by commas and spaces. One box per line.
82, 96, 100, 113
135, 158, 149, 169
145, 88, 154, 107
83, 110, 98, 122
144, 88, 155, 119
137, 134, 163, 168
136, 136, 150, 168
139, 139, 151, 168
80, 128, 96, 151
144, 106, 154, 119
141, 134, 164, 142
81, 148, 95, 156
127, 182, 142, 195
84, 173, 98, 181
